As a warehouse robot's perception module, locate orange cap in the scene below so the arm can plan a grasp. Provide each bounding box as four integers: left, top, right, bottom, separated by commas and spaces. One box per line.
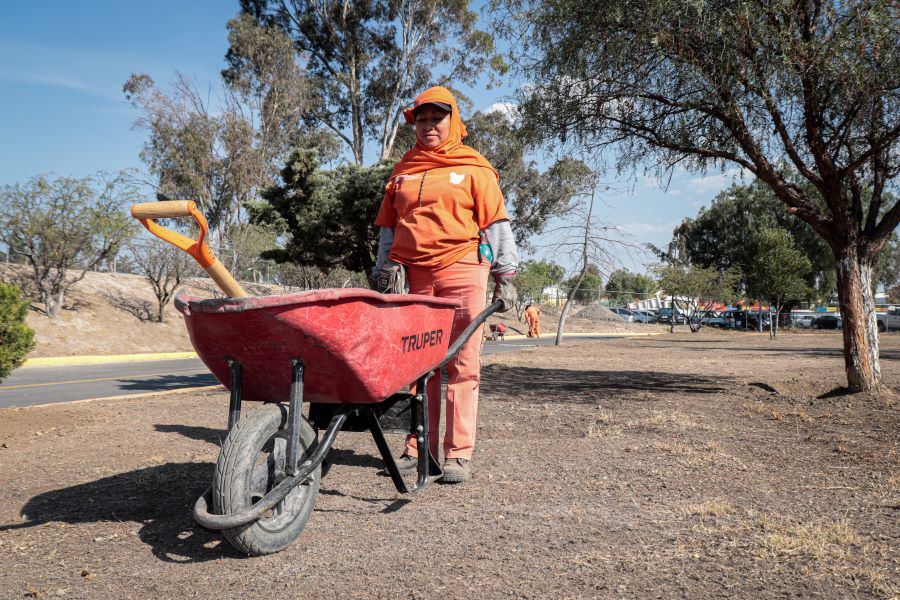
402, 86, 468, 140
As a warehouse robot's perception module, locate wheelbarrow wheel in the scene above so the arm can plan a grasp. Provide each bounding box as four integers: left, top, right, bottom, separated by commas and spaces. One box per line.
213, 403, 320, 556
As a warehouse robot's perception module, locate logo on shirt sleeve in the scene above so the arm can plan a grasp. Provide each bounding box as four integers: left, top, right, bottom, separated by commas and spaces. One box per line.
449, 172, 465, 185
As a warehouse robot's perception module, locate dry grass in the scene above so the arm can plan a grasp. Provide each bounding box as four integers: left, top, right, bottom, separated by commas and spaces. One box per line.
744, 401, 816, 424
757, 518, 867, 561
585, 408, 618, 438
753, 516, 899, 598
887, 473, 900, 493
852, 568, 899, 600
648, 440, 722, 463
683, 500, 735, 517
626, 410, 711, 431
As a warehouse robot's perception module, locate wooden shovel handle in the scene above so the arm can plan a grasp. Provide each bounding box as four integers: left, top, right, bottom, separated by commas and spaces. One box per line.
129, 200, 247, 298
130, 200, 196, 220
205, 260, 247, 298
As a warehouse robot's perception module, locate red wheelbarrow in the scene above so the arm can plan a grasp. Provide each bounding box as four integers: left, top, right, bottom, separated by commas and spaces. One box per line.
131, 201, 500, 555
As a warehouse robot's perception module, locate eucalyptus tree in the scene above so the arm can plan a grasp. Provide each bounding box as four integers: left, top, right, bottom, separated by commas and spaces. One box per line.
465, 111, 594, 250
495, 0, 900, 391
238, 0, 506, 164
124, 15, 323, 267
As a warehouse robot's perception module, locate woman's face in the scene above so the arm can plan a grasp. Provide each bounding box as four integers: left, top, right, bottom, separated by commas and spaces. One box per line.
414, 105, 451, 148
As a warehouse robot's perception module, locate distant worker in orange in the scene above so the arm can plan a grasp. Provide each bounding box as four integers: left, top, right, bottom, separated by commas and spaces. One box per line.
371, 86, 518, 483
524, 303, 541, 338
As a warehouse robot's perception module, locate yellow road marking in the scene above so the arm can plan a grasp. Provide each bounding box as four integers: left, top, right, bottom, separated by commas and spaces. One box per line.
0, 369, 207, 390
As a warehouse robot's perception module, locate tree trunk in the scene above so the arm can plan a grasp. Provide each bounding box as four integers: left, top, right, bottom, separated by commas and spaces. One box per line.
834, 244, 881, 392
669, 300, 675, 334
41, 289, 54, 319
157, 299, 166, 323
47, 289, 63, 319
769, 300, 782, 338
555, 271, 586, 346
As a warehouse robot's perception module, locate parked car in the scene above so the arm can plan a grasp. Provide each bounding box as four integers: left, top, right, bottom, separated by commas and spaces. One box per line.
657, 307, 687, 325
700, 310, 726, 327
721, 310, 752, 329
746, 313, 772, 330
794, 315, 817, 329
877, 307, 900, 332
634, 309, 659, 324
627, 309, 655, 324
812, 314, 842, 330
608, 307, 635, 322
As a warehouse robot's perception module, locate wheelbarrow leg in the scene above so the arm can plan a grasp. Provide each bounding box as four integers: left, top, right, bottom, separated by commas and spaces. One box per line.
412, 372, 442, 491
226, 358, 243, 431
365, 409, 409, 494
286, 358, 305, 476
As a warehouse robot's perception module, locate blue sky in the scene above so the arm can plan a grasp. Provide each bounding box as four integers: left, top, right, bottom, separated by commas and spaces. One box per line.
0, 1, 749, 275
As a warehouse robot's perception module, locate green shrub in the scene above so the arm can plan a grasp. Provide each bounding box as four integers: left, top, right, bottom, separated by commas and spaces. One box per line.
0, 282, 35, 381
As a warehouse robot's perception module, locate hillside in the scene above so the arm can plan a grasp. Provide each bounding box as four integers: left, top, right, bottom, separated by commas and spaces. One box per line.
6, 269, 645, 358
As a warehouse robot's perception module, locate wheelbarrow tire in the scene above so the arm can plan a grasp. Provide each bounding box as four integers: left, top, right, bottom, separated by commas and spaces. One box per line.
213, 403, 320, 556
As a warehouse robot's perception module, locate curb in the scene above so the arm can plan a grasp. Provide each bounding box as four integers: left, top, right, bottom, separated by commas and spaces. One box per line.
23, 351, 198, 368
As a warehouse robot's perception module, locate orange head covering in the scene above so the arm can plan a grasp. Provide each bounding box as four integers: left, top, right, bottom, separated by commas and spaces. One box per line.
392, 86, 498, 180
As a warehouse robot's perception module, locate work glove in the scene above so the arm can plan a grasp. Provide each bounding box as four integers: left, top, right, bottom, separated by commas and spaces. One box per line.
375, 260, 406, 294
491, 276, 517, 313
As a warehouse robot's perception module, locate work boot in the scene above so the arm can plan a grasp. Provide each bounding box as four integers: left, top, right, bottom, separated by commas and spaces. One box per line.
440, 457, 471, 483
395, 454, 418, 475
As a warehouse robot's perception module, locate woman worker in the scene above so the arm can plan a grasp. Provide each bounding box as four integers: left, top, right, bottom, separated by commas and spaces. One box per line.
524, 303, 541, 338
371, 86, 518, 483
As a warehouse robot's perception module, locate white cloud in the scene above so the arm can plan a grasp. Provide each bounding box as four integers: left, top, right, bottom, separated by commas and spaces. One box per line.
483, 101, 519, 123
686, 168, 754, 193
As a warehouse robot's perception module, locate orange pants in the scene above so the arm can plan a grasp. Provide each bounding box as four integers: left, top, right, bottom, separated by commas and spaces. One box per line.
404, 250, 489, 461
528, 319, 540, 337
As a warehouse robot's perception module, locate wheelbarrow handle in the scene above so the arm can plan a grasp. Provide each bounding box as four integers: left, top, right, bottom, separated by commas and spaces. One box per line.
439, 299, 503, 368
130, 200, 247, 298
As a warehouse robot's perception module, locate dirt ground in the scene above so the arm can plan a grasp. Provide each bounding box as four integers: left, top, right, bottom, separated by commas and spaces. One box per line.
1, 330, 897, 599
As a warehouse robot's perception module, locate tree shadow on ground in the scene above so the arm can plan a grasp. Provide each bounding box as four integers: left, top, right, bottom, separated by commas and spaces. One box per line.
117, 373, 220, 392
0, 462, 246, 562
326, 447, 385, 470
154, 424, 224, 446
102, 290, 156, 322
482, 365, 732, 401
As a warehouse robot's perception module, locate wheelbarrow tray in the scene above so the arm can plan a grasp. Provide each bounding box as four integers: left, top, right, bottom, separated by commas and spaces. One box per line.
174, 288, 460, 404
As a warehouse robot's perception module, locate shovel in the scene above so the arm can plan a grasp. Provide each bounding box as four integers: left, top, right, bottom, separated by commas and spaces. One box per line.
130, 200, 247, 298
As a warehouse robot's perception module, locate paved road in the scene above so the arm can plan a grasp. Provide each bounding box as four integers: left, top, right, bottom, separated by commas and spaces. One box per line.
1, 336, 582, 409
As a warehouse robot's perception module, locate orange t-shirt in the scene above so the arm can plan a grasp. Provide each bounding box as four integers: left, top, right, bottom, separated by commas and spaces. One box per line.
375, 164, 508, 269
